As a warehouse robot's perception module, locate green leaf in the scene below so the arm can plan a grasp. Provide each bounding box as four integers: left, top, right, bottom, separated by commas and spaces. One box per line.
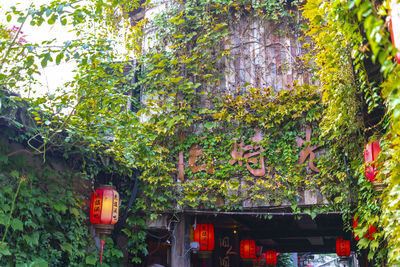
53, 203, 67, 213
370, 240, 380, 250
53, 231, 64, 240
69, 207, 80, 216
48, 15, 57, 25
23, 232, 39, 246
170, 76, 183, 83
0, 242, 11, 256
0, 154, 6, 164
85, 254, 98, 265
310, 211, 317, 219
204, 122, 216, 130
26, 56, 35, 68
6, 14, 12, 22
60, 242, 73, 253
45, 8, 52, 17
56, 5, 64, 13
41, 58, 48, 68
112, 248, 124, 258
56, 53, 64, 65
11, 170, 19, 178
11, 218, 24, 231
17, 16, 26, 23
121, 228, 131, 237
31, 258, 48, 267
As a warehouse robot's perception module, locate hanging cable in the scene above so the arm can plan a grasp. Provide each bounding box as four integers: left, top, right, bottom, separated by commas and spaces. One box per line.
112, 169, 140, 240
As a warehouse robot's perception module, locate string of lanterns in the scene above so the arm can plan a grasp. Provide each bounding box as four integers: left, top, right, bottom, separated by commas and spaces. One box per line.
193, 224, 278, 264
89, 190, 355, 263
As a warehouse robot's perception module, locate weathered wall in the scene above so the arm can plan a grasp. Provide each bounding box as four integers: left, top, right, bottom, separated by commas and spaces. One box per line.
223, 13, 312, 93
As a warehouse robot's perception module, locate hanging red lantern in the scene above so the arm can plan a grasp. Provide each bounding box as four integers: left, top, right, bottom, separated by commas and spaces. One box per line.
193, 223, 215, 251
367, 225, 377, 240
353, 216, 376, 241
336, 238, 350, 257
90, 185, 120, 262
364, 140, 381, 182
240, 239, 256, 259
390, 0, 400, 63
353, 216, 360, 242
265, 250, 277, 265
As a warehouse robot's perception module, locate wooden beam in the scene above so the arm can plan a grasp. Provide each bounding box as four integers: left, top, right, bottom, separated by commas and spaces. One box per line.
171, 214, 191, 267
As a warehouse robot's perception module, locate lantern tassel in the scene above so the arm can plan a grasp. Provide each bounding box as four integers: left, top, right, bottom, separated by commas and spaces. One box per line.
100, 235, 106, 263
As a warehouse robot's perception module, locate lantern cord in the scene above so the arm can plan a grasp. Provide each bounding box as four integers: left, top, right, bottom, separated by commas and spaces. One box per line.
100, 235, 106, 263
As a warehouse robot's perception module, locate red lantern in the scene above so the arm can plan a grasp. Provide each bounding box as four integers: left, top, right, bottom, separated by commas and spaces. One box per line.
353, 216, 360, 242
353, 216, 376, 241
390, 0, 400, 63
364, 140, 381, 182
367, 225, 377, 240
90, 185, 120, 262
336, 238, 350, 257
240, 239, 256, 259
265, 250, 277, 265
194, 224, 215, 251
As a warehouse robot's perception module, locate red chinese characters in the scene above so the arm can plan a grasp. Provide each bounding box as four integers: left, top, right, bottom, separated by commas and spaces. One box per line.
90, 186, 119, 227
265, 250, 277, 265
189, 143, 214, 174
229, 129, 266, 176
177, 126, 321, 180
336, 238, 350, 257
240, 239, 256, 259
296, 126, 320, 172
194, 224, 215, 251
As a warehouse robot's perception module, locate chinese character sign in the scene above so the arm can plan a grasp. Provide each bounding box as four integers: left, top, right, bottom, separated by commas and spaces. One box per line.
189, 143, 214, 174
296, 126, 320, 172
177, 126, 321, 180
229, 128, 266, 176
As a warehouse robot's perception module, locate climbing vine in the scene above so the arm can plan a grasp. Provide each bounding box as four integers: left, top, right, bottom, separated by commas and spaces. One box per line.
301, 0, 400, 264
3, 0, 400, 265
135, 0, 354, 227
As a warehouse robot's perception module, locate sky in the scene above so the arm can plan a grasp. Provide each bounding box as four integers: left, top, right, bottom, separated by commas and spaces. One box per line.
1, 1, 137, 98
0, 0, 78, 97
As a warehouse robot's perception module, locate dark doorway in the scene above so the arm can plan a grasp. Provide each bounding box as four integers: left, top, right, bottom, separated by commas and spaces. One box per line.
190, 212, 352, 267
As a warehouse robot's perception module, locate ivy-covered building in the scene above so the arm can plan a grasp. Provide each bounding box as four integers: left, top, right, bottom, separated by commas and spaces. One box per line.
131, 0, 364, 266
1, 0, 398, 265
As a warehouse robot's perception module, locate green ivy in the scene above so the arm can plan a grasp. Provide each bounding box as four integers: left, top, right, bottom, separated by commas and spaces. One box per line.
0, 153, 91, 265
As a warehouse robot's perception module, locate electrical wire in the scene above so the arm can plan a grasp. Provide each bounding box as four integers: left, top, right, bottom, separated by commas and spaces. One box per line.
145, 230, 171, 240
